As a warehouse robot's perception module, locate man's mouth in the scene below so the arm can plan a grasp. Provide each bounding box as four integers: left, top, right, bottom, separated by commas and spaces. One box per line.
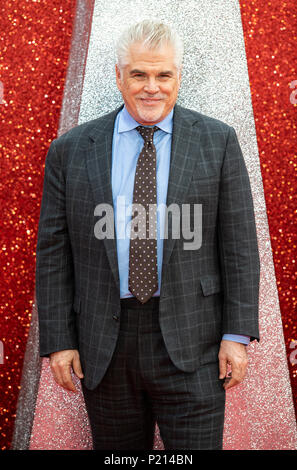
139, 98, 162, 105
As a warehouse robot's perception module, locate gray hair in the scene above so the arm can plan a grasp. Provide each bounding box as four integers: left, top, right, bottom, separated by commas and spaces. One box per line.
115, 20, 184, 71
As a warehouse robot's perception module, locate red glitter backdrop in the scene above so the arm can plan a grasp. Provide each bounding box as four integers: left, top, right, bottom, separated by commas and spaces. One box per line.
239, 0, 297, 417
0, 0, 76, 449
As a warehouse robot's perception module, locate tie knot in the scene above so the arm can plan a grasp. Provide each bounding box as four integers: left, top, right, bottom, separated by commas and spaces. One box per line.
136, 125, 159, 144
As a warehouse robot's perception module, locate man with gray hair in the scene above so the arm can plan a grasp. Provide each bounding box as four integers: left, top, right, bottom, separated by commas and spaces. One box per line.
36, 19, 260, 449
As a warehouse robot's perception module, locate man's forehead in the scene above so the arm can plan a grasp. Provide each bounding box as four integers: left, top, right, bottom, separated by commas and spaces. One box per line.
125, 56, 177, 74
126, 42, 176, 64
127, 66, 176, 74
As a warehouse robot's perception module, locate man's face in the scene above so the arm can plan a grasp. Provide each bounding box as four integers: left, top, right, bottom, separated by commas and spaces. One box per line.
115, 41, 182, 125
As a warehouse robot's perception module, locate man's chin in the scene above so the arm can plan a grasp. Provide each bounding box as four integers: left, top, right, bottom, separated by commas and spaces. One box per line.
135, 103, 165, 124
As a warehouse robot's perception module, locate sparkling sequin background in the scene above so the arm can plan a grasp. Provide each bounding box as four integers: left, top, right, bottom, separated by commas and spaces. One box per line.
239, 0, 297, 418
0, 0, 76, 449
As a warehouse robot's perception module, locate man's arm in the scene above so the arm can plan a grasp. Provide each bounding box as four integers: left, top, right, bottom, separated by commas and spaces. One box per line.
217, 126, 260, 389
218, 126, 260, 340
36, 139, 77, 355
35, 139, 83, 391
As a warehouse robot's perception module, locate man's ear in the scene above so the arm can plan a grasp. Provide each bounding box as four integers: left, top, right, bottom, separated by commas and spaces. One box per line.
115, 64, 122, 92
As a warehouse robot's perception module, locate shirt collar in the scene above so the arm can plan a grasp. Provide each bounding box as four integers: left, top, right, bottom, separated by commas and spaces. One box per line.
118, 105, 173, 134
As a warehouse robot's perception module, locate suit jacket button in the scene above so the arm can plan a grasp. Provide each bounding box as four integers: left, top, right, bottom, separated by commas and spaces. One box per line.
113, 314, 119, 321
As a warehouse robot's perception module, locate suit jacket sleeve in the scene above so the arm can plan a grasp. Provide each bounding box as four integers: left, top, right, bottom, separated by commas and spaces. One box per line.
218, 126, 260, 342
35, 139, 78, 356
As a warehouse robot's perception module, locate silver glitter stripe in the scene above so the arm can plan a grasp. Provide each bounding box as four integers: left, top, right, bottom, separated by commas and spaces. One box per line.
59, 0, 96, 136
10, 297, 42, 450
10, 0, 95, 450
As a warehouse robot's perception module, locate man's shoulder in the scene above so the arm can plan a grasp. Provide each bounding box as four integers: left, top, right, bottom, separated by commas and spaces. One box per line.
53, 105, 123, 146
175, 104, 232, 134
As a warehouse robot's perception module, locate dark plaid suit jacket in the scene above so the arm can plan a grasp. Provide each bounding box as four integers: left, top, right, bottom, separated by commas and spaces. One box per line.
36, 104, 260, 390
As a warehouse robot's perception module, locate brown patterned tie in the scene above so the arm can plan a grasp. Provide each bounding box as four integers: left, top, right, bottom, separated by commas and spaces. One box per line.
129, 125, 159, 303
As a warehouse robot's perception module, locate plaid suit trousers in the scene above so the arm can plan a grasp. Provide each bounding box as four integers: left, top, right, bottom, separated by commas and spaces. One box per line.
81, 296, 226, 450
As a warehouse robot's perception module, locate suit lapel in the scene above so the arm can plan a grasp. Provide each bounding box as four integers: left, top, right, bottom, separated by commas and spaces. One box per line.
86, 105, 124, 292
85, 104, 201, 291
162, 105, 201, 267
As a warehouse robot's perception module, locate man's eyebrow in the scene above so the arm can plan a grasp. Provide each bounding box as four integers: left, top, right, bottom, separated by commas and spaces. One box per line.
159, 70, 174, 75
129, 69, 145, 75
129, 69, 174, 75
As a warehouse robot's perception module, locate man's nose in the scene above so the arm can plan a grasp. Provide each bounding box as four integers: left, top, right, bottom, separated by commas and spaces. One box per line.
143, 79, 159, 93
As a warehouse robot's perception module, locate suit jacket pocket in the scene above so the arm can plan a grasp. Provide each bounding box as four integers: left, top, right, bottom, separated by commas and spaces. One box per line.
200, 274, 221, 296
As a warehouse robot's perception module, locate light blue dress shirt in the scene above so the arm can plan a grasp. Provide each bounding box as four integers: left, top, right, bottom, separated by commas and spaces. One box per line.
111, 105, 250, 346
